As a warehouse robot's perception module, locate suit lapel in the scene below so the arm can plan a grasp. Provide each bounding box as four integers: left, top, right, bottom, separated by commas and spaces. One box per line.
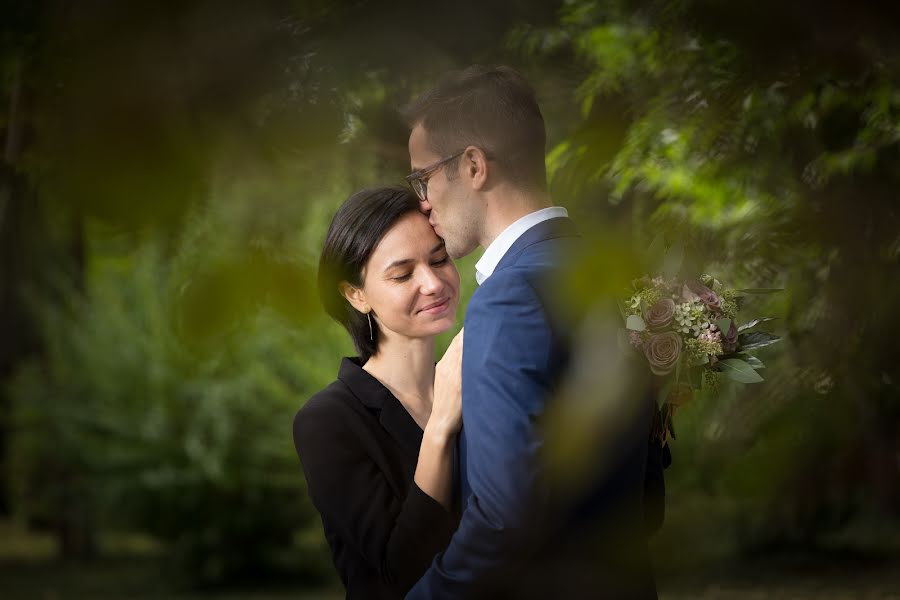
493, 216, 580, 274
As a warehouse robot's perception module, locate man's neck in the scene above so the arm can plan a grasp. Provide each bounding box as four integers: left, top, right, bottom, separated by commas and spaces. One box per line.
480, 186, 552, 249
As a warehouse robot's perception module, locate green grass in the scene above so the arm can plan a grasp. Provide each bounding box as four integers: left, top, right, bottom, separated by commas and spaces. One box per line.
0, 519, 342, 599
2, 519, 898, 599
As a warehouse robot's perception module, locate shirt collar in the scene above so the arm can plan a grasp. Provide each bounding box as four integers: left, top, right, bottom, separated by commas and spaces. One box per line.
475, 206, 568, 284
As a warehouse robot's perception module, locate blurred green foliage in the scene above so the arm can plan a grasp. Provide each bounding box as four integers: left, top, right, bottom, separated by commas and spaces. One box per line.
9, 239, 343, 582
518, 0, 900, 561
1, 0, 898, 591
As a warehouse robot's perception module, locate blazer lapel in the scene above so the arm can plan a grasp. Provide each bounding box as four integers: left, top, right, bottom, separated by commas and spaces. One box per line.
377, 400, 423, 458
337, 358, 423, 458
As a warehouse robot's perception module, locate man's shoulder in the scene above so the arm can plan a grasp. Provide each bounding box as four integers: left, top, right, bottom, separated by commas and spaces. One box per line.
468, 267, 539, 308
471, 245, 572, 304
497, 215, 580, 267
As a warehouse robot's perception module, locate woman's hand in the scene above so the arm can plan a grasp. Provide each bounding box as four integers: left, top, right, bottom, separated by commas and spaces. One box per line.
429, 328, 464, 439
416, 329, 464, 510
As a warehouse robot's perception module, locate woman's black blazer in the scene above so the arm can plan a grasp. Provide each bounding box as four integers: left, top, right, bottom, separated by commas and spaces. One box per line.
293, 357, 458, 599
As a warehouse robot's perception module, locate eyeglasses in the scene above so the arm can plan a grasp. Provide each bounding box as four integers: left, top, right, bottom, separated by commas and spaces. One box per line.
405, 150, 465, 201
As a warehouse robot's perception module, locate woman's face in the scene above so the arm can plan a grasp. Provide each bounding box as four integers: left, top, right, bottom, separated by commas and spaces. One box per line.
356, 211, 460, 343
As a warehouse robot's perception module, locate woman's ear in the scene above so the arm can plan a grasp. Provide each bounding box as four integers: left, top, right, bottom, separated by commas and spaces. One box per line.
339, 281, 369, 314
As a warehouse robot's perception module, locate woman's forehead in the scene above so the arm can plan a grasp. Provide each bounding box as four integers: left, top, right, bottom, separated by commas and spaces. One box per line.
369, 213, 440, 266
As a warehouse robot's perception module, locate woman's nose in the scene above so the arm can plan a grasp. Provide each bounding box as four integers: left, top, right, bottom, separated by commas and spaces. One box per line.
418, 266, 443, 294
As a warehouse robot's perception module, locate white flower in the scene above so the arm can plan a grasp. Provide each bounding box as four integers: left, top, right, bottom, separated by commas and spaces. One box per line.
699, 329, 722, 344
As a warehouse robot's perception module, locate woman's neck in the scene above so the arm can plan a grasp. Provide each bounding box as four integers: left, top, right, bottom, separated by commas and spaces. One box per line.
363, 335, 436, 428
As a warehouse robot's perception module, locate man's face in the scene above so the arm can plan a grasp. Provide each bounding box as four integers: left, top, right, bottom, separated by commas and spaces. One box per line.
408, 123, 481, 259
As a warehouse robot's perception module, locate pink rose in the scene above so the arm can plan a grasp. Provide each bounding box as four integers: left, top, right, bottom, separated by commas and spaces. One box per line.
686, 280, 721, 313
644, 332, 682, 376
645, 297, 676, 330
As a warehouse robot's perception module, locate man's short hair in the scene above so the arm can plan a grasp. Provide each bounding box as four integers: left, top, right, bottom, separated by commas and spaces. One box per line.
401, 65, 547, 191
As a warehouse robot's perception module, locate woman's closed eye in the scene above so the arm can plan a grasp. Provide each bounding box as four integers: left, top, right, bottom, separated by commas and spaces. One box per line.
390, 257, 448, 282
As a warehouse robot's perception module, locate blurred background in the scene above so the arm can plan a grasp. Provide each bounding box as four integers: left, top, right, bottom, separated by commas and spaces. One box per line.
1, 0, 898, 597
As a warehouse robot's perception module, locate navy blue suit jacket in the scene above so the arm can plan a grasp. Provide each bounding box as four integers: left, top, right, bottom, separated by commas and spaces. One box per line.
407, 217, 660, 599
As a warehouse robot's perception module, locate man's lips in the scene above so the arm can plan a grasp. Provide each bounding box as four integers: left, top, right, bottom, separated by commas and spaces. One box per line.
418, 297, 450, 314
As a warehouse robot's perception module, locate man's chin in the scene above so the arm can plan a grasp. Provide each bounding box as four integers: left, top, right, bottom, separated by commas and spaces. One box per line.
445, 239, 477, 260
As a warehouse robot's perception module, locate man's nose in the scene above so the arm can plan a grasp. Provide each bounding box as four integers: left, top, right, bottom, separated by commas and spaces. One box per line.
419, 197, 432, 215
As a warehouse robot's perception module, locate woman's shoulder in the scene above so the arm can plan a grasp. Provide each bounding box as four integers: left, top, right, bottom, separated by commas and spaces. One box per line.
292, 357, 389, 456
295, 377, 357, 428
292, 378, 362, 462
296, 357, 361, 411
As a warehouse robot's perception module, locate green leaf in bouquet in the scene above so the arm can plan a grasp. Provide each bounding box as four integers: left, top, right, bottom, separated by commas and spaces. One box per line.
737, 353, 766, 369
626, 314, 647, 331
714, 318, 733, 334
662, 239, 684, 278
688, 353, 709, 367
738, 331, 781, 350
738, 317, 777, 332
719, 358, 765, 383
701, 274, 724, 291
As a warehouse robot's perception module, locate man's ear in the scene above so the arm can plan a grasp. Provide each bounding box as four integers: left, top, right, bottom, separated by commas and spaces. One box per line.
339, 281, 369, 314
463, 146, 490, 191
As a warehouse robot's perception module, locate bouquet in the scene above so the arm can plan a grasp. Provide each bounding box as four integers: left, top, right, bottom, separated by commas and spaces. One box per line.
621, 273, 781, 443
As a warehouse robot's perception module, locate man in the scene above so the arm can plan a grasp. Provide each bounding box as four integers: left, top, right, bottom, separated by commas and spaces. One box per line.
402, 66, 664, 599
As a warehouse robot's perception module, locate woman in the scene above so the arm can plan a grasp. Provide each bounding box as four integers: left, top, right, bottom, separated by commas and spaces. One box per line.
293, 187, 463, 599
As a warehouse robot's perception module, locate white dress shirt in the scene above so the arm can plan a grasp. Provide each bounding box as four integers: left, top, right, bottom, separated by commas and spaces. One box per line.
475, 206, 569, 285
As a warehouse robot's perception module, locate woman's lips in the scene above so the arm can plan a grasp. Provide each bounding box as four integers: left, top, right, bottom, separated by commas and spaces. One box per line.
419, 297, 450, 314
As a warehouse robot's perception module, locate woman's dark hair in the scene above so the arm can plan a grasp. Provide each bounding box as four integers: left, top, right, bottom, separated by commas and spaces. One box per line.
318, 187, 421, 362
